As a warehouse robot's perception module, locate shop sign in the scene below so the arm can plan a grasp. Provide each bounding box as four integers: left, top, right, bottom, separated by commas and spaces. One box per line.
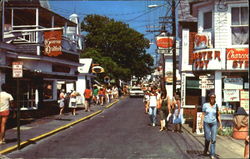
12, 62, 23, 78
156, 36, 174, 49
194, 33, 211, 50
44, 30, 62, 56
240, 90, 249, 114
199, 75, 214, 79
224, 78, 243, 89
192, 49, 222, 70
226, 48, 249, 70
223, 89, 240, 102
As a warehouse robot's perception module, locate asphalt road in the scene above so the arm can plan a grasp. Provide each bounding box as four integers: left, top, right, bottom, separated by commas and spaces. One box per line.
7, 97, 206, 159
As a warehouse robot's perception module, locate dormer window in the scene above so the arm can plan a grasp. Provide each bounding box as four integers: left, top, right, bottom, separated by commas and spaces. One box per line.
203, 11, 212, 30
231, 7, 249, 45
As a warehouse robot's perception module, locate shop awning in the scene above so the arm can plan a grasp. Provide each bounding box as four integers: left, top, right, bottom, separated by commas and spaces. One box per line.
186, 79, 200, 89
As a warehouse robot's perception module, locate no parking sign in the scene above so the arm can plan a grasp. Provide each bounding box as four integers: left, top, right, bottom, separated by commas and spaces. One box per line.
12, 62, 23, 78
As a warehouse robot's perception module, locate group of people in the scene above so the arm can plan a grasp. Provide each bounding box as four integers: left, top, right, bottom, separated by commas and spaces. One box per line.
143, 86, 183, 133
58, 85, 121, 116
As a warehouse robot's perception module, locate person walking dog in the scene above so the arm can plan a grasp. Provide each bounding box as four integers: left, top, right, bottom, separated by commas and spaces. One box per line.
200, 93, 222, 159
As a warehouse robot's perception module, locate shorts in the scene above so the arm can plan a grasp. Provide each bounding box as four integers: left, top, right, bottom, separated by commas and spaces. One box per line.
0, 110, 10, 117
85, 98, 91, 103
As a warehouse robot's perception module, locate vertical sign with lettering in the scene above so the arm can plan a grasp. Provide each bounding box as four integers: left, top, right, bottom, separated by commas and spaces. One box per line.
12, 62, 23, 78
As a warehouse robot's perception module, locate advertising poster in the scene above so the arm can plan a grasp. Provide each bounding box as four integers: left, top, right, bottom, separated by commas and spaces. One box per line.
223, 89, 240, 102
240, 90, 249, 114
196, 112, 204, 135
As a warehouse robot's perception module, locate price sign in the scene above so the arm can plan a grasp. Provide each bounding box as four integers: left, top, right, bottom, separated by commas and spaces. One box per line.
12, 62, 23, 78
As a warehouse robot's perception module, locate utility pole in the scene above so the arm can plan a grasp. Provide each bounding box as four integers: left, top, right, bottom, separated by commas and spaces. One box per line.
172, 0, 177, 95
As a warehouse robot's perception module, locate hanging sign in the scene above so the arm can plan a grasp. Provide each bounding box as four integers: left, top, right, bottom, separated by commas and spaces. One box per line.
12, 62, 23, 78
226, 48, 248, 70
44, 30, 62, 56
156, 36, 174, 49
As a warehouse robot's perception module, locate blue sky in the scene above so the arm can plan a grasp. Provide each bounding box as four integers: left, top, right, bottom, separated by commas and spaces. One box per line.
49, 0, 169, 63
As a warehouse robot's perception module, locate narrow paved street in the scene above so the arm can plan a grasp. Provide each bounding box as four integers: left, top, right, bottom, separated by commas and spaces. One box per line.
7, 98, 205, 159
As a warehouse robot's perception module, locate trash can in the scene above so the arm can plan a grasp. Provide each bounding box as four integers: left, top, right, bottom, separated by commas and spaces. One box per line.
232, 107, 249, 140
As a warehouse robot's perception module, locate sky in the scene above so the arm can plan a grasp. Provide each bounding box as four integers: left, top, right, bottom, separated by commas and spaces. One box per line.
49, 0, 170, 64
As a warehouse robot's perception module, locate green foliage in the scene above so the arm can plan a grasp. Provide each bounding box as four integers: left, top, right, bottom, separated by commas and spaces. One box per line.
81, 14, 153, 82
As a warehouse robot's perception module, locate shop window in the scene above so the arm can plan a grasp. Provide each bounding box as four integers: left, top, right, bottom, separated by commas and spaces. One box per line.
231, 7, 249, 45
185, 77, 201, 105
44, 81, 53, 100
203, 11, 212, 30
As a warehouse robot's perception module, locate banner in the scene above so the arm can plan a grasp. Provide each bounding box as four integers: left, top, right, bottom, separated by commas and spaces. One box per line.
44, 30, 62, 56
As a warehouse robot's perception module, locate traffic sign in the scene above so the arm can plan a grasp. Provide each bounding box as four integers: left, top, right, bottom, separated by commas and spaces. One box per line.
12, 62, 23, 78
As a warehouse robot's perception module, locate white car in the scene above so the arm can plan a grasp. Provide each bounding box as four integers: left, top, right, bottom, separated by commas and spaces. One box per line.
129, 87, 144, 97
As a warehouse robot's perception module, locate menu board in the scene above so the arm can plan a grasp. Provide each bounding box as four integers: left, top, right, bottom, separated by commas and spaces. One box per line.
240, 90, 249, 114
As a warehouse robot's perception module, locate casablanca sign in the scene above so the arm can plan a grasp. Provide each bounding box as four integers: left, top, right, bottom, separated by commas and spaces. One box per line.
44, 30, 62, 56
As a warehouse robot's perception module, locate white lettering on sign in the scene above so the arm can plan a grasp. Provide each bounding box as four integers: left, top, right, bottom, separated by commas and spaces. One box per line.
199, 80, 214, 85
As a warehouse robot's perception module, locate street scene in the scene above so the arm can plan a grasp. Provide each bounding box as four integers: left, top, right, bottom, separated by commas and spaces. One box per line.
0, 0, 249, 159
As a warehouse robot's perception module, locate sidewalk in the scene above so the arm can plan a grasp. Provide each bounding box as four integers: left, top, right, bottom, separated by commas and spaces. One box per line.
0, 98, 121, 155
182, 124, 245, 158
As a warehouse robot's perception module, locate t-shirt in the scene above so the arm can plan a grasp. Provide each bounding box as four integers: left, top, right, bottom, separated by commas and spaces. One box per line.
202, 103, 217, 123
93, 88, 99, 96
149, 94, 157, 107
84, 89, 92, 99
0, 91, 14, 112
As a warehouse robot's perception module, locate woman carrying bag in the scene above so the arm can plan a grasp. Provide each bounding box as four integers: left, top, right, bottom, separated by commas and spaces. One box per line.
200, 93, 222, 159
172, 95, 183, 133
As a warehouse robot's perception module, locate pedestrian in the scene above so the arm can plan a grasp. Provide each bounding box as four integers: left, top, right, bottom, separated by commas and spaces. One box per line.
68, 90, 77, 115
172, 94, 183, 133
98, 87, 105, 106
148, 87, 158, 127
0, 84, 14, 144
58, 89, 65, 116
84, 86, 92, 112
158, 92, 171, 131
143, 90, 150, 114
92, 85, 99, 105
200, 93, 222, 159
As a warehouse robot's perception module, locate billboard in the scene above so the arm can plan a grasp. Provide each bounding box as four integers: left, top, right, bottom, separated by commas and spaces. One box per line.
44, 30, 62, 56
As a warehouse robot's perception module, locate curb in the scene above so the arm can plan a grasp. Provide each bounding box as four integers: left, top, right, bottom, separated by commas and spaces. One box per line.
182, 125, 205, 147
0, 100, 119, 155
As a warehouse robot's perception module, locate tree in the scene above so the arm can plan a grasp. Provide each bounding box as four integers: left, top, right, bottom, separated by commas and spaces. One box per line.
81, 14, 154, 82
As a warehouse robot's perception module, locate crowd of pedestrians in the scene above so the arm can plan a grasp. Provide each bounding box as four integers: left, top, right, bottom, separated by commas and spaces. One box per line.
143, 85, 184, 133
57, 84, 127, 116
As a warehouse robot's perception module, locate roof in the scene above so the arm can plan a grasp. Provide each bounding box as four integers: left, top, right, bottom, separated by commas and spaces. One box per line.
5, 1, 77, 27
78, 58, 93, 74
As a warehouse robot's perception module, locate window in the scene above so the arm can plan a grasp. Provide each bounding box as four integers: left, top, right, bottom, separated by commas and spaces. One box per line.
44, 81, 53, 100
203, 12, 212, 29
231, 7, 249, 45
